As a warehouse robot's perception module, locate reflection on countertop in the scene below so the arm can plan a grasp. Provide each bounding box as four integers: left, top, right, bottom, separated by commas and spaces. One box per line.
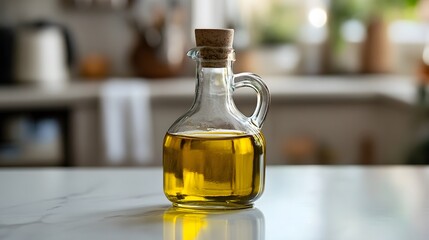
163, 207, 264, 240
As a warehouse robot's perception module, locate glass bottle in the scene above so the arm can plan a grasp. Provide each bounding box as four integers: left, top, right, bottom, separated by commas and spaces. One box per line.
163, 29, 270, 210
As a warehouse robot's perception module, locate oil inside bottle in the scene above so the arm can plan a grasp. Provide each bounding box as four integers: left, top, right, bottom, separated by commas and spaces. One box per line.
163, 130, 265, 209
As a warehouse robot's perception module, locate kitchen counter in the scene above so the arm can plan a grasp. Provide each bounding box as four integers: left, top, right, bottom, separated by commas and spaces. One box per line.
0, 166, 428, 239
0, 75, 417, 108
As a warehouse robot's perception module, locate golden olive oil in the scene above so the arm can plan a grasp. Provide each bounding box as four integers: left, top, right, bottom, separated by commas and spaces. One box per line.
163, 130, 265, 209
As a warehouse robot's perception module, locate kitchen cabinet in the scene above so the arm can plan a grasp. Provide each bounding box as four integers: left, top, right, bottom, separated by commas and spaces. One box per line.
149, 75, 416, 165
0, 82, 101, 166
0, 75, 417, 166
267, 100, 413, 164
0, 109, 69, 166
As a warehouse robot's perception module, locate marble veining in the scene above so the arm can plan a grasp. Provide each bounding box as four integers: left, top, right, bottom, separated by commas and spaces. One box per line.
0, 167, 428, 240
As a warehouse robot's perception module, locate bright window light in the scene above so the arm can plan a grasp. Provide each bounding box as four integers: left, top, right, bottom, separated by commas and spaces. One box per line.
308, 7, 327, 28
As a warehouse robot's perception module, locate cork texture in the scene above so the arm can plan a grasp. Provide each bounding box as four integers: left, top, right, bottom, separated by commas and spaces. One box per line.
194, 29, 234, 67
195, 29, 234, 48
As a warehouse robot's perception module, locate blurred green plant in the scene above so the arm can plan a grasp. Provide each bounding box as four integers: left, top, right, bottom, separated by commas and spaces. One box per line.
250, 0, 420, 47
329, 0, 420, 51
253, 1, 300, 45
330, 0, 419, 21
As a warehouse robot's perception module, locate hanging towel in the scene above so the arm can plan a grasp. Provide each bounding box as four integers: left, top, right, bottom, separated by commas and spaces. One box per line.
101, 79, 153, 165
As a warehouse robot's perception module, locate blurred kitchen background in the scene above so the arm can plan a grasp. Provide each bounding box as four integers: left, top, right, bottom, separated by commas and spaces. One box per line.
1, 0, 429, 167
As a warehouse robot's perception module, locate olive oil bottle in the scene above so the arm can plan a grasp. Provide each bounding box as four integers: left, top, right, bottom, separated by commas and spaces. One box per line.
163, 29, 270, 209
164, 131, 265, 208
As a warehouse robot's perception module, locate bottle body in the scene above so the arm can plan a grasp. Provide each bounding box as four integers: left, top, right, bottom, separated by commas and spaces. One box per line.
164, 130, 265, 209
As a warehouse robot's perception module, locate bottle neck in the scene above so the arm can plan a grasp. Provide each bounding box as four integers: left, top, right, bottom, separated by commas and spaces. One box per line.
193, 60, 234, 112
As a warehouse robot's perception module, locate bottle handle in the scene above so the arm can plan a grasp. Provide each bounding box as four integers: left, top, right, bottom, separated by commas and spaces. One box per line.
233, 73, 270, 128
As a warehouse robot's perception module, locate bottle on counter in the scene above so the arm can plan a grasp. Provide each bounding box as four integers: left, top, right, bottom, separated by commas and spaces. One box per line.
162, 29, 270, 210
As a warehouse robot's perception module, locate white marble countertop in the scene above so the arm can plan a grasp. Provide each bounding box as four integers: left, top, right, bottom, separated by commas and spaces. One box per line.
0, 75, 417, 108
0, 166, 428, 240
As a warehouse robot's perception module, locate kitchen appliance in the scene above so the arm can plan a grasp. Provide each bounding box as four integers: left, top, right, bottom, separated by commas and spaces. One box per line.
0, 24, 15, 85
14, 20, 74, 85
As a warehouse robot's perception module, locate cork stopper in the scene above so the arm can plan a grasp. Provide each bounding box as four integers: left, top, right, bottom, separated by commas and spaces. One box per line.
194, 29, 234, 67
195, 29, 234, 48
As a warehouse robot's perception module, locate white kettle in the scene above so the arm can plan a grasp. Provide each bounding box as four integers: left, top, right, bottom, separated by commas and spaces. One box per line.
14, 20, 74, 86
